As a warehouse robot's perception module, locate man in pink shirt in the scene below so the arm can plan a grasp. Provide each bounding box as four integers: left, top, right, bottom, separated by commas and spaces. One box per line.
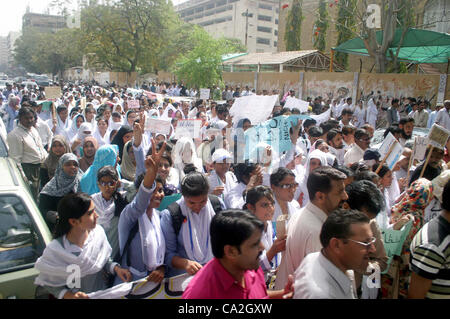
183, 210, 293, 299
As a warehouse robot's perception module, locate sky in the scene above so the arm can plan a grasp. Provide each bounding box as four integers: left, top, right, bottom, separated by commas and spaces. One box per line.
0, 0, 188, 37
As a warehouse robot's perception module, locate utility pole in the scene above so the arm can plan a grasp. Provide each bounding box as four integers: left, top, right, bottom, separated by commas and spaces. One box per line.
245, 8, 249, 47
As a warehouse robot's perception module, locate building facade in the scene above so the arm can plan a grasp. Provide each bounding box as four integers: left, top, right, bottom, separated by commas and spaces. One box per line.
22, 12, 67, 35
175, 0, 280, 53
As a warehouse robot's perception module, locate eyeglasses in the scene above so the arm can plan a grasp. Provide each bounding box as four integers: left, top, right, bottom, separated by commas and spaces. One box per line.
346, 237, 376, 249
159, 163, 171, 169
278, 183, 299, 189
99, 181, 117, 187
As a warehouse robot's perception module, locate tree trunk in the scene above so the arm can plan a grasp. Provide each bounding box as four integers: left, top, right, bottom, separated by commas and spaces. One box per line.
375, 52, 387, 73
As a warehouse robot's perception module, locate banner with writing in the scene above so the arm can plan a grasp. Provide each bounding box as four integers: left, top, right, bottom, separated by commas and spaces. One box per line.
412, 136, 429, 161
174, 120, 202, 139
200, 88, 210, 100
428, 124, 450, 150
230, 95, 278, 126
45, 87, 61, 101
284, 96, 309, 113
128, 100, 140, 109
145, 118, 172, 135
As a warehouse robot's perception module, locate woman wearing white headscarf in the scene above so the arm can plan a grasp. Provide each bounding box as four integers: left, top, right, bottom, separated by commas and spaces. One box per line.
172, 136, 204, 183
366, 97, 378, 129
297, 149, 328, 207
64, 114, 85, 145
93, 116, 111, 147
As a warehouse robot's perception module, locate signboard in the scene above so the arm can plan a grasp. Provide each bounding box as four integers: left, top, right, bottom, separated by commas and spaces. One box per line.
229, 95, 278, 126
200, 88, 210, 100
412, 136, 429, 161
428, 124, 450, 150
128, 100, 141, 109
174, 119, 202, 139
284, 96, 309, 112
45, 86, 61, 101
145, 118, 172, 135
378, 132, 404, 170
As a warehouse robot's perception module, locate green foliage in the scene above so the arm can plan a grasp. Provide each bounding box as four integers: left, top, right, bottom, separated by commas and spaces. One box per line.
335, 0, 358, 70
285, 0, 304, 51
313, 0, 329, 52
173, 27, 244, 89
13, 28, 83, 76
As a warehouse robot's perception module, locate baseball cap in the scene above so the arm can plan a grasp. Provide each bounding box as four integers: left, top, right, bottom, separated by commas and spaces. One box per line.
211, 149, 232, 163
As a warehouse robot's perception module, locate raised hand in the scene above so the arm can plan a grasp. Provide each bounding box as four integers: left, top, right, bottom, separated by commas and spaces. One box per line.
133, 122, 143, 147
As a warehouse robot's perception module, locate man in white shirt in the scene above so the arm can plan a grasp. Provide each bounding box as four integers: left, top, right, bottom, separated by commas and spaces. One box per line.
435, 100, 450, 131
293, 209, 375, 299
344, 129, 371, 167
274, 166, 348, 290
412, 101, 429, 128
208, 149, 237, 208
327, 129, 345, 165
7, 107, 48, 199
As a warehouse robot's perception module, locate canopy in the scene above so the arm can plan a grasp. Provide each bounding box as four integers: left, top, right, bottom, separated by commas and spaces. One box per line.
333, 28, 450, 64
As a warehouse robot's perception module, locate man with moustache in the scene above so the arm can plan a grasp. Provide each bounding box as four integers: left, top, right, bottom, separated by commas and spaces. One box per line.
398, 117, 415, 146
327, 129, 345, 165
183, 210, 294, 299
294, 209, 376, 299
274, 167, 348, 290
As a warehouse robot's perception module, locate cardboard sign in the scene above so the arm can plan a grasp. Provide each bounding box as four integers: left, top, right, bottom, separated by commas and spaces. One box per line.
428, 124, 450, 150
377, 132, 404, 169
229, 95, 278, 126
284, 96, 309, 113
175, 119, 202, 139
412, 136, 429, 161
45, 86, 61, 101
144, 118, 172, 135
200, 88, 210, 100
128, 100, 141, 109
309, 108, 331, 125
380, 220, 413, 274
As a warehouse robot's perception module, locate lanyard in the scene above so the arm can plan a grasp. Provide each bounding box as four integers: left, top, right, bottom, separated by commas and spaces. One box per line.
216, 173, 225, 201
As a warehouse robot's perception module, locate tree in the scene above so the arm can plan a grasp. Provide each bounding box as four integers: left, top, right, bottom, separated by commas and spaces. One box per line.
13, 28, 83, 78
313, 0, 329, 52
329, 0, 417, 73
285, 0, 304, 51
335, 0, 357, 70
80, 0, 181, 74
173, 27, 243, 89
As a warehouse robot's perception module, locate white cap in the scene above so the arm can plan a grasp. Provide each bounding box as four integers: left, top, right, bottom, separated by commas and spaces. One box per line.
212, 148, 232, 163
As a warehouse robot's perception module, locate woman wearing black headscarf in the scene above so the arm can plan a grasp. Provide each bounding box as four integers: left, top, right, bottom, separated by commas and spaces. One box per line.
110, 125, 133, 164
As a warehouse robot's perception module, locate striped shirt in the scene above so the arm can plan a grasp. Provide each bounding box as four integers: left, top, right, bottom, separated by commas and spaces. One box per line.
410, 215, 450, 299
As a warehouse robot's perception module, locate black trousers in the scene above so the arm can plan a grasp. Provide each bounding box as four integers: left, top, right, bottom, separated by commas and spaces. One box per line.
21, 163, 41, 201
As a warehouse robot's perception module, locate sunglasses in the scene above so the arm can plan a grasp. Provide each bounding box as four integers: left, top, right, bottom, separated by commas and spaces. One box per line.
278, 183, 299, 189
345, 237, 376, 249
99, 181, 117, 187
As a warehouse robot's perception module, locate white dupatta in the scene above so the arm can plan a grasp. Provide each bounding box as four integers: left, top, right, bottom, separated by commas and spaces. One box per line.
179, 197, 215, 265
34, 225, 112, 287
138, 209, 166, 272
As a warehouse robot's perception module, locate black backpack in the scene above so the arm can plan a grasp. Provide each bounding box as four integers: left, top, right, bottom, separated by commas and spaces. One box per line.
115, 195, 223, 265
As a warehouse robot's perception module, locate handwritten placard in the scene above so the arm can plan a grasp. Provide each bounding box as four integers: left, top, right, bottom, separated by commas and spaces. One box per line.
377, 132, 404, 169
428, 124, 450, 150
145, 118, 172, 135
380, 219, 413, 274
128, 100, 141, 109
174, 120, 202, 139
200, 88, 210, 100
45, 86, 61, 101
412, 136, 429, 161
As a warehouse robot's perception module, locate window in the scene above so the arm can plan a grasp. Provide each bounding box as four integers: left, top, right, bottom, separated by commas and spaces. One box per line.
274, 29, 278, 36
217, 0, 227, 6
259, 3, 272, 10
257, 37, 270, 45
258, 15, 272, 22
257, 26, 272, 33
275, 19, 279, 25
274, 41, 278, 47
0, 196, 45, 274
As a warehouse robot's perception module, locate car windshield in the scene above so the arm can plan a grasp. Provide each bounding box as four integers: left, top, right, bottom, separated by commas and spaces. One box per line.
371, 127, 430, 147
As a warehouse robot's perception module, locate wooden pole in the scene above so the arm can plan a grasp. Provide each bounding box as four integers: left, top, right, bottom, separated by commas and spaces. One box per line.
375, 142, 397, 174
329, 49, 334, 72
419, 146, 434, 179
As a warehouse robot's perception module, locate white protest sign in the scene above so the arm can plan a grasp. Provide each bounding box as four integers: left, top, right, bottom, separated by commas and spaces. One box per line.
284, 96, 309, 113
378, 132, 404, 169
145, 118, 172, 135
310, 108, 331, 125
229, 95, 278, 126
200, 88, 210, 100
128, 100, 140, 109
45, 86, 62, 101
175, 120, 202, 139
412, 136, 429, 161
428, 124, 450, 150
205, 128, 221, 139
